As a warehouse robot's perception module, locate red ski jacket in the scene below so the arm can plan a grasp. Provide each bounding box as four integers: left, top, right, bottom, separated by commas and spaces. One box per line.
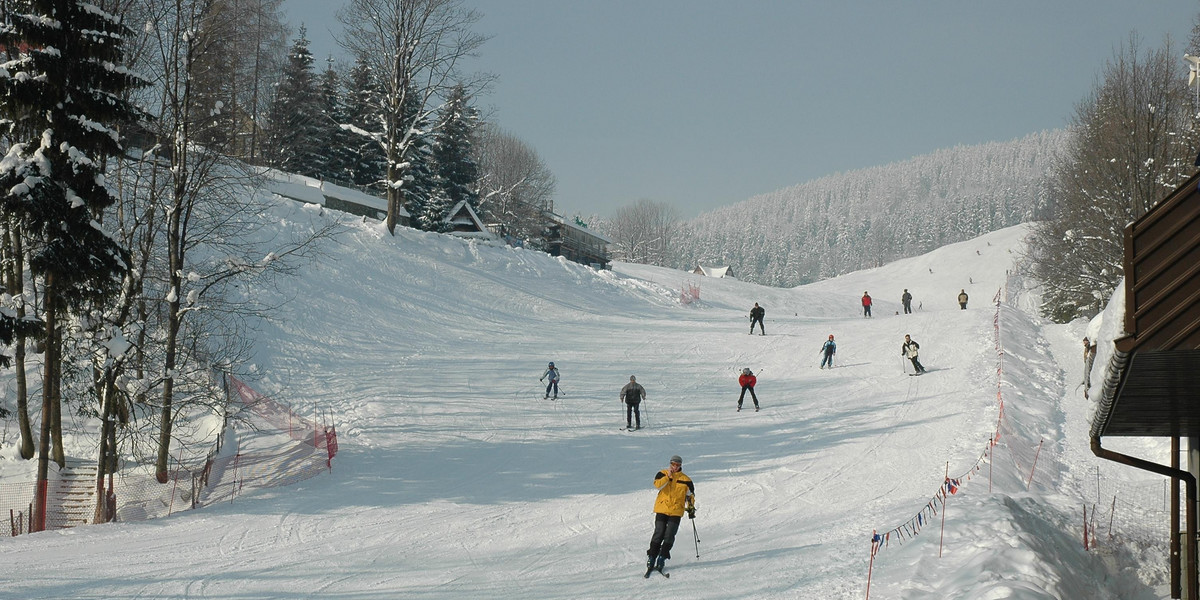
739, 374, 757, 388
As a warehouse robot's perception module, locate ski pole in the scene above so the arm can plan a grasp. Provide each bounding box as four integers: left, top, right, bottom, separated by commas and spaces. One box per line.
691, 517, 700, 558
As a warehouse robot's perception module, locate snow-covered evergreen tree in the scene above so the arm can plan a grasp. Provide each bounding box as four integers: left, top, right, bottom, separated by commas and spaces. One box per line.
401, 84, 448, 232
263, 27, 323, 176
343, 55, 387, 192
433, 84, 480, 210
337, 0, 487, 235
0, 0, 145, 527
316, 57, 356, 184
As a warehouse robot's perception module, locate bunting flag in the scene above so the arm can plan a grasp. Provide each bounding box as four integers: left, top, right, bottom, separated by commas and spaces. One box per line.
867, 295, 1039, 561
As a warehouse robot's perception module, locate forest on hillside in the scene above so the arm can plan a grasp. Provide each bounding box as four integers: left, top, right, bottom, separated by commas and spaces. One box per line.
670, 130, 1068, 288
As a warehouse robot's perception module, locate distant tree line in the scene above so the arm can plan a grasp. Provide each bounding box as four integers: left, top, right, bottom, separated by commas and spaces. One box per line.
0, 0, 555, 529
604, 25, 1200, 326
606, 131, 1064, 286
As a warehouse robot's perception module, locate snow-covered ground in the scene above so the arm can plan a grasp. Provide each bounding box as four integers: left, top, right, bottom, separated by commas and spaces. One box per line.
0, 199, 1174, 599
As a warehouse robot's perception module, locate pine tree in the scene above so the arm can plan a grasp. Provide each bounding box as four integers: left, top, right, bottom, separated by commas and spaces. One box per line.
264, 26, 323, 176
402, 84, 448, 232
344, 55, 387, 192
433, 84, 480, 210
0, 0, 145, 530
316, 58, 355, 184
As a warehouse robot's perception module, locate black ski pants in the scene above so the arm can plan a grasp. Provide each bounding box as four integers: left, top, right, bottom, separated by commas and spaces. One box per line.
626, 401, 641, 428
750, 317, 764, 335
738, 385, 758, 408
909, 356, 926, 373
648, 513, 682, 560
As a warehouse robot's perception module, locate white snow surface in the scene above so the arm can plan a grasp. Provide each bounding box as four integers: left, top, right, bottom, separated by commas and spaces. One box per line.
0, 199, 1174, 599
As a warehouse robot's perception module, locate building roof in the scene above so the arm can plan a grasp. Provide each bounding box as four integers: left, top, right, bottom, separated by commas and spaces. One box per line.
262, 168, 408, 219
1091, 170, 1200, 438
444, 200, 492, 238
694, 265, 733, 278
550, 214, 613, 244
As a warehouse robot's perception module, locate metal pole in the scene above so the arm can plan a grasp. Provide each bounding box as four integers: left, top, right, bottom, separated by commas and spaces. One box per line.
691, 516, 700, 558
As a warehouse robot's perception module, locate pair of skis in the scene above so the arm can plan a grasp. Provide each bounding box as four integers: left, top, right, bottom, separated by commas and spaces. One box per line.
643, 564, 669, 578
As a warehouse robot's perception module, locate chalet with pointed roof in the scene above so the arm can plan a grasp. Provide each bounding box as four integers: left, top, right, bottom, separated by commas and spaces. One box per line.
692, 265, 734, 278
443, 200, 493, 239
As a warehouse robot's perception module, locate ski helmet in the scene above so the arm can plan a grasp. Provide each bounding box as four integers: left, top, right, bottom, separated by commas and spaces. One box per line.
743, 368, 751, 375
548, 362, 554, 367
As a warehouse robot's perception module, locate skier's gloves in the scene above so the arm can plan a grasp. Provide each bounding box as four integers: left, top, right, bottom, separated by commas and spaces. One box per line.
686, 506, 696, 519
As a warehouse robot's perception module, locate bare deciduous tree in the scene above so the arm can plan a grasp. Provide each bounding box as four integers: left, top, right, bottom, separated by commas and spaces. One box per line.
472, 124, 556, 243
605, 199, 681, 267
127, 0, 345, 490
1029, 34, 1199, 322
337, 0, 489, 234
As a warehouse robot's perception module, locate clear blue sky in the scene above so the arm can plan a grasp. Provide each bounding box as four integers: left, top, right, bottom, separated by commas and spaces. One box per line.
289, 1, 1198, 219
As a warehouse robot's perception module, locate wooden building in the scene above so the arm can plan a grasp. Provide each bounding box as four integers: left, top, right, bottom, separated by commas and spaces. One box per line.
443, 200, 493, 239
1091, 171, 1200, 599
543, 213, 611, 269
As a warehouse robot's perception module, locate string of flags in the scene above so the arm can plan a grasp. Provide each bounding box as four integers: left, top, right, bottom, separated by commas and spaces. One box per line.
869, 292, 1012, 559
869, 449, 986, 557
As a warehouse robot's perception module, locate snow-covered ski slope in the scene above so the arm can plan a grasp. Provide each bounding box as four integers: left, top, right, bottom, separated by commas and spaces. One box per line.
0, 199, 1169, 599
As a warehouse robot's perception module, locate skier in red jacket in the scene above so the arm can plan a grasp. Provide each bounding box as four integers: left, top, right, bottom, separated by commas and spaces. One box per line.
737, 368, 759, 412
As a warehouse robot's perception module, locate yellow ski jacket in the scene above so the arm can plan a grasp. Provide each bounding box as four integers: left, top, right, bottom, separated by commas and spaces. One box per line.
652, 469, 695, 517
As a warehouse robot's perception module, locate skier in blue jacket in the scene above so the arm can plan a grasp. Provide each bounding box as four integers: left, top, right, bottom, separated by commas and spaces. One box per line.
540, 362, 560, 399
820, 335, 836, 369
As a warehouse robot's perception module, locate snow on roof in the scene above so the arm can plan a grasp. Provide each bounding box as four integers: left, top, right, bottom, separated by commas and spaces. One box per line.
261, 168, 404, 217
266, 179, 326, 205
320, 181, 398, 215
550, 213, 613, 243
694, 265, 733, 278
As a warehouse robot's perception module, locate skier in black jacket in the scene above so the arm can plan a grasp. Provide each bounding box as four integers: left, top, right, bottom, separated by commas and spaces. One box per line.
620, 376, 646, 429
901, 334, 926, 373
749, 303, 765, 335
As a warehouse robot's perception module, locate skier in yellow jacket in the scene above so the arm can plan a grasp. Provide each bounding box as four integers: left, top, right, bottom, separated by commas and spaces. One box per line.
646, 455, 696, 574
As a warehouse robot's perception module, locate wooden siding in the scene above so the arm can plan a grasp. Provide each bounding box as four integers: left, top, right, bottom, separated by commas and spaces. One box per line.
1121, 172, 1200, 353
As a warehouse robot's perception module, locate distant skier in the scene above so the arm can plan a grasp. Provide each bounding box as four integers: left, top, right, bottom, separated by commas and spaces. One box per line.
621, 375, 646, 430
1083, 337, 1098, 399
957, 289, 969, 310
901, 334, 926, 374
901, 289, 913, 314
861, 292, 872, 318
749, 303, 765, 335
737, 368, 760, 411
540, 362, 560, 399
645, 454, 695, 577
820, 335, 836, 369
